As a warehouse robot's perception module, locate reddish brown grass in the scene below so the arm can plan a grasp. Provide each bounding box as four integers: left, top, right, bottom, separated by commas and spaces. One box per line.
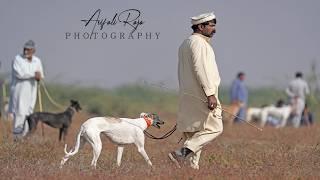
1, 113, 320, 179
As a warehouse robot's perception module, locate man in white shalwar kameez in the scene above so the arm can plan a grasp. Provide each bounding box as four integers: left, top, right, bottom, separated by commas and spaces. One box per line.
9, 40, 44, 139
168, 12, 223, 169
285, 72, 309, 128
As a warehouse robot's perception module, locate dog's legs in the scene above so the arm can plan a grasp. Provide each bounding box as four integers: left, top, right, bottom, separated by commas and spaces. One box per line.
58, 127, 68, 142
59, 128, 63, 141
88, 133, 102, 169
63, 127, 68, 142
135, 143, 152, 166
277, 116, 288, 128
138, 147, 152, 166
116, 146, 124, 166
246, 109, 251, 122
134, 134, 152, 166
27, 116, 37, 134
260, 109, 269, 127
91, 140, 102, 168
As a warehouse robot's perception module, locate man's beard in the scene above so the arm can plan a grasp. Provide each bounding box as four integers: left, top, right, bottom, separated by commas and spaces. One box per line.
24, 54, 32, 59
24, 51, 32, 59
204, 32, 214, 38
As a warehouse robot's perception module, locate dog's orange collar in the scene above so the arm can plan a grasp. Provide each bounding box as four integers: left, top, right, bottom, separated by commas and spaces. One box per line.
143, 116, 152, 127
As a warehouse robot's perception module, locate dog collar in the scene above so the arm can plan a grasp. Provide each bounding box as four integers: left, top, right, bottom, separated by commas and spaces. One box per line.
143, 117, 152, 127
71, 107, 76, 112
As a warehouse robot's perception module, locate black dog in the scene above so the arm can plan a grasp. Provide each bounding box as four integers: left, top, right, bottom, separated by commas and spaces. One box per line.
26, 100, 81, 141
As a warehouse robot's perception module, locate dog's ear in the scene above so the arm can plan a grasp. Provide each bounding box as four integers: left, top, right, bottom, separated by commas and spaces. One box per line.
140, 112, 148, 118
147, 113, 153, 118
151, 113, 159, 120
71, 100, 79, 105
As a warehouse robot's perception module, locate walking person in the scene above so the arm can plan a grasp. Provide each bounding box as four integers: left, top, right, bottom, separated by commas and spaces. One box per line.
168, 12, 223, 169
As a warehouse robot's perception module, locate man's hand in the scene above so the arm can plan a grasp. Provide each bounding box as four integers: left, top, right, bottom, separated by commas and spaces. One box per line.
207, 95, 217, 110
35, 71, 41, 81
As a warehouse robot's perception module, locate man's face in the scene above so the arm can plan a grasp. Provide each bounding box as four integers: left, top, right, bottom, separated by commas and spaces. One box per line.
24, 48, 35, 59
199, 21, 216, 38
239, 74, 245, 81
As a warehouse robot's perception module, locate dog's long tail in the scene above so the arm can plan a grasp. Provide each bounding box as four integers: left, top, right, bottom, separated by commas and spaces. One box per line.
64, 126, 84, 156
60, 126, 85, 168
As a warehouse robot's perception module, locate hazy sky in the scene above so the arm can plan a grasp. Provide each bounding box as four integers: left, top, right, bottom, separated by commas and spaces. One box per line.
1, 0, 319, 89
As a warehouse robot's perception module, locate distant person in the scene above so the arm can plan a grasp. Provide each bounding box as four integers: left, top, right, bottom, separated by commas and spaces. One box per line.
285, 72, 310, 128
300, 104, 314, 126
0, 77, 3, 118
168, 12, 223, 170
230, 72, 248, 123
8, 40, 44, 140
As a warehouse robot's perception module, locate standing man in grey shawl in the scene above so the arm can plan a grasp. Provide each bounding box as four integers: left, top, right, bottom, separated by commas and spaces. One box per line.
9, 40, 44, 140
286, 72, 310, 128
169, 12, 223, 169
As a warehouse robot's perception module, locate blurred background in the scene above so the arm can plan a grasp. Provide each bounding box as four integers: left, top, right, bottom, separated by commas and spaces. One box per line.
0, 0, 319, 117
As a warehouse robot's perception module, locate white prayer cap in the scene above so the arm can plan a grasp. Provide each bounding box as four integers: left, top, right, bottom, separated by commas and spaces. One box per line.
191, 12, 216, 25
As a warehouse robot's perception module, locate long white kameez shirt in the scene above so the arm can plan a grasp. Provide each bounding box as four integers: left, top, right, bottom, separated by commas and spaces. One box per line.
177, 33, 222, 132
9, 54, 44, 116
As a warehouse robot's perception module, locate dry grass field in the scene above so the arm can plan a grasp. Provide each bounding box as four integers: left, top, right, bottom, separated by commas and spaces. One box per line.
0, 112, 320, 179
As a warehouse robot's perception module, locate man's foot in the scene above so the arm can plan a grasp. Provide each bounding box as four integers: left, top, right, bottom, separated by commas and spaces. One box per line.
168, 151, 184, 168
13, 134, 24, 142
168, 147, 193, 168
190, 163, 199, 170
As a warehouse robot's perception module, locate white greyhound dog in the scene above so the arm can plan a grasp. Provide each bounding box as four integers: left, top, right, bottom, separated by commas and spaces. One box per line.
260, 105, 292, 128
246, 107, 264, 122
60, 113, 164, 168
247, 104, 292, 128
